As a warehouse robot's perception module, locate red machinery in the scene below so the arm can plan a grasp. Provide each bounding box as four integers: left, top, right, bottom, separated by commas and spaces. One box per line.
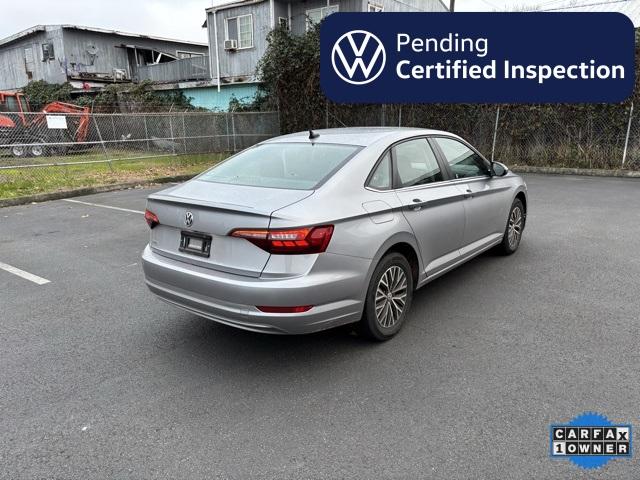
0, 91, 90, 157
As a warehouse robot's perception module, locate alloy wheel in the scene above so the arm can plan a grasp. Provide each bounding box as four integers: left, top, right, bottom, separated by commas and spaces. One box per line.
375, 265, 408, 328
508, 206, 523, 249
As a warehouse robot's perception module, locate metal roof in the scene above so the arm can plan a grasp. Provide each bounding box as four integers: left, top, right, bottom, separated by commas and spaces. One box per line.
0, 24, 207, 48
540, 0, 640, 27
206, 0, 267, 13
206, 0, 449, 13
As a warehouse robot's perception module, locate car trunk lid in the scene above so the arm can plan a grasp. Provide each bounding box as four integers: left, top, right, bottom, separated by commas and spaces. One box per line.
147, 180, 313, 277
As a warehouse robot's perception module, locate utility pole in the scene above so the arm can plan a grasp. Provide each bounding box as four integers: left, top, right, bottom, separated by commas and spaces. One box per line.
450, 0, 455, 12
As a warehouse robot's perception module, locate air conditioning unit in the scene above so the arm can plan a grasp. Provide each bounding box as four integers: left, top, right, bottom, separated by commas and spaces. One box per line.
224, 40, 238, 51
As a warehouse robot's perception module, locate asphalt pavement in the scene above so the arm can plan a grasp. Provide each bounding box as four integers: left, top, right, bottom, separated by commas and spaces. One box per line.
1, 174, 639, 479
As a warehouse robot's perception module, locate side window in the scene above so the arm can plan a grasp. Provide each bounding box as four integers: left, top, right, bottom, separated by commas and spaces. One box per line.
393, 139, 443, 188
368, 151, 391, 190
434, 137, 490, 179
225, 15, 253, 49
41, 43, 54, 61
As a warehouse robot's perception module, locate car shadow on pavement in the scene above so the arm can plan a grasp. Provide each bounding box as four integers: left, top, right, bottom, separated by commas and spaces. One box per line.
153, 246, 520, 378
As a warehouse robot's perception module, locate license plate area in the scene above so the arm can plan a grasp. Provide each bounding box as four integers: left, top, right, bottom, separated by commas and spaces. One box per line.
179, 231, 212, 258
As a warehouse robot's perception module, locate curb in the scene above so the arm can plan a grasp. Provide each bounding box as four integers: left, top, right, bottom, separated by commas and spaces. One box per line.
0, 174, 195, 208
511, 166, 640, 178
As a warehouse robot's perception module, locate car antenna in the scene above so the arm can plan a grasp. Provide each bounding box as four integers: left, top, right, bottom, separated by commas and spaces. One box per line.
309, 129, 320, 141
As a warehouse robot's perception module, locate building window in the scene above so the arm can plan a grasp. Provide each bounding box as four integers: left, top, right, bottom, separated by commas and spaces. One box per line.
41, 42, 55, 61
278, 17, 289, 30
176, 51, 205, 59
368, 3, 384, 12
306, 5, 339, 30
225, 14, 254, 49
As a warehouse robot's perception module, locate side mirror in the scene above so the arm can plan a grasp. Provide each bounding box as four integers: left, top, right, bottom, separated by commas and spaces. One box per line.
491, 161, 509, 177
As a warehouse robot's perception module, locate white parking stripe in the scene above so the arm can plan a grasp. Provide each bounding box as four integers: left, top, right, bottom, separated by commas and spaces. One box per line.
0, 261, 50, 285
62, 198, 144, 215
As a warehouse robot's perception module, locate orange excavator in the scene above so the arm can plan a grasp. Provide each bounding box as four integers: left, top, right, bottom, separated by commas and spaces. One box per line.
0, 91, 90, 157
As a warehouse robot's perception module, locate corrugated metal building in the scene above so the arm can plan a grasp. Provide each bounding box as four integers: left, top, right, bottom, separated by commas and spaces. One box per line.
0, 25, 208, 91
159, 0, 447, 110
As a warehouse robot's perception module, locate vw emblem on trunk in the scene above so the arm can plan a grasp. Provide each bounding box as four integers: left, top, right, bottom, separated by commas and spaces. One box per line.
184, 211, 194, 227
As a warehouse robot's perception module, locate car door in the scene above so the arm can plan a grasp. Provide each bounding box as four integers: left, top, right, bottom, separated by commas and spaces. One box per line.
431, 136, 512, 256
391, 138, 466, 276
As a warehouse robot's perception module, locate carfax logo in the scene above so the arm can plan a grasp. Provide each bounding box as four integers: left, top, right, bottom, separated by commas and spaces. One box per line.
550, 412, 632, 469
331, 30, 386, 85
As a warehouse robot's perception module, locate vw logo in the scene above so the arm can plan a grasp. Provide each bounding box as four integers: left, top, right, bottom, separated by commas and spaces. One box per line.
184, 211, 194, 227
331, 30, 386, 85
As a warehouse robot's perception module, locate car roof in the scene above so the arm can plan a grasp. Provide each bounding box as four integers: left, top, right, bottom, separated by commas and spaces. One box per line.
263, 127, 458, 147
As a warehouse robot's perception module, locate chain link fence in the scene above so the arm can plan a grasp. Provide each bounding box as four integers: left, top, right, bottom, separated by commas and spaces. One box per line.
324, 102, 640, 171
0, 111, 280, 197
2, 102, 638, 199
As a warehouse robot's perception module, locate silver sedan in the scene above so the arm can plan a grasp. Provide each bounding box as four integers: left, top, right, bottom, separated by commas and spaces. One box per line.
142, 128, 527, 340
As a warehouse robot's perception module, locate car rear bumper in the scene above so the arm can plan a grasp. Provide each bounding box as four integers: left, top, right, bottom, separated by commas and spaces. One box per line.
141, 245, 367, 334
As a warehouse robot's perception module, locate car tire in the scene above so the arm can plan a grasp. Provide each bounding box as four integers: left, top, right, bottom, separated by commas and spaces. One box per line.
29, 142, 46, 158
498, 198, 525, 255
359, 252, 414, 341
11, 145, 26, 158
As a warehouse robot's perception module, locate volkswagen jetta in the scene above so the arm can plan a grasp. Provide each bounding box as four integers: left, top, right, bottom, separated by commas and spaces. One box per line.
142, 128, 527, 340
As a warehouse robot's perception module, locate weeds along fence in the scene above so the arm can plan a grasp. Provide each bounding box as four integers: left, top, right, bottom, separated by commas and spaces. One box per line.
322, 103, 640, 170
0, 111, 280, 186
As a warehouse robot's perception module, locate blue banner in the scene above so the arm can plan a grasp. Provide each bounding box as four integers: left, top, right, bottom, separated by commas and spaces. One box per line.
320, 13, 635, 104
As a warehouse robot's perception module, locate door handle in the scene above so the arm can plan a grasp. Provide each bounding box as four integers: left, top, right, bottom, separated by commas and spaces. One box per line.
464, 188, 473, 199
411, 198, 422, 211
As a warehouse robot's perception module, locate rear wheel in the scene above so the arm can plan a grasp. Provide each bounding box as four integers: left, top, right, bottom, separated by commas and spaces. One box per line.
11, 145, 26, 158
498, 198, 525, 255
29, 142, 46, 157
359, 252, 413, 341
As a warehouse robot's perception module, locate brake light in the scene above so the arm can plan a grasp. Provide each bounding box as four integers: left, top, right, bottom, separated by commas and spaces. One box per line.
144, 209, 159, 229
230, 225, 334, 254
257, 305, 313, 313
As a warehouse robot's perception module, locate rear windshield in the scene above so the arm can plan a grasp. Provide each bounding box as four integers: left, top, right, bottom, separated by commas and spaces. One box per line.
197, 142, 361, 190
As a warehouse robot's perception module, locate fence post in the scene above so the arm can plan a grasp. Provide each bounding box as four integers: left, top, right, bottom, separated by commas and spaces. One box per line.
110, 116, 117, 146
491, 106, 501, 162
225, 113, 231, 152
622, 101, 634, 168
168, 113, 176, 156
143, 114, 150, 151
398, 105, 402, 127
325, 100, 329, 129
182, 113, 187, 154
381, 104, 386, 127
92, 114, 113, 171
231, 112, 237, 152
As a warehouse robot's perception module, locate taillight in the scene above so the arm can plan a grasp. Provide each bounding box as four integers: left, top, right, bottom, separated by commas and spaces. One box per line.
145, 209, 159, 229
256, 305, 313, 313
230, 225, 334, 254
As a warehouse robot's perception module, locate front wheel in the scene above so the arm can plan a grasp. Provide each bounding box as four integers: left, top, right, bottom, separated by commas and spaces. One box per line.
359, 252, 414, 341
498, 198, 525, 255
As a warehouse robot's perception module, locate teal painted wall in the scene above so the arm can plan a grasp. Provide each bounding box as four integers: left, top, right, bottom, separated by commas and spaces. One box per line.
176, 83, 259, 111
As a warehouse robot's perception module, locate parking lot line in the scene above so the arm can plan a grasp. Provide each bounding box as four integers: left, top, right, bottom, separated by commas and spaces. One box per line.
62, 198, 144, 215
0, 261, 50, 285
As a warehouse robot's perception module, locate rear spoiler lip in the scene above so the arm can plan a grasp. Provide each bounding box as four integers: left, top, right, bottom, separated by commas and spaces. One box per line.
147, 194, 269, 217
148, 188, 316, 219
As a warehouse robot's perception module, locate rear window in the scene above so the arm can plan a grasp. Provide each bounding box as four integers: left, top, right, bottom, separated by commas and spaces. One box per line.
198, 143, 361, 190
